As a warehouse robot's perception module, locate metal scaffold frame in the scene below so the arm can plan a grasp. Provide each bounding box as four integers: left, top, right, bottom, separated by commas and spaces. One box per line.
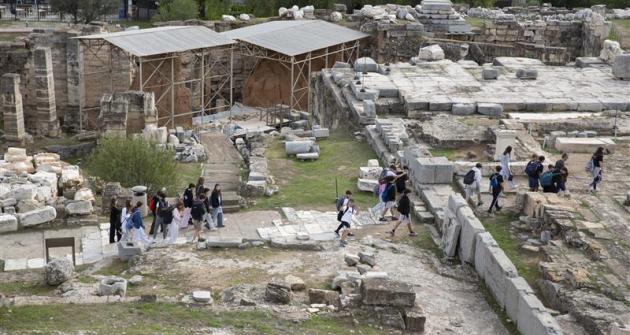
235, 40, 361, 113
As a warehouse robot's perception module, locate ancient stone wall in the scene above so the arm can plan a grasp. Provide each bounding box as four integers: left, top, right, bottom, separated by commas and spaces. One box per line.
361, 21, 425, 63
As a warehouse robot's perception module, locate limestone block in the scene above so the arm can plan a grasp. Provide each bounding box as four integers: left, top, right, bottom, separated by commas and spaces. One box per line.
474, 232, 498, 278
516, 291, 562, 335
482, 67, 498, 80
285, 140, 314, 155
363, 100, 376, 118
404, 306, 426, 332
457, 206, 486, 264
29, 171, 58, 188
8, 185, 37, 201
192, 290, 213, 303
477, 103, 503, 117
451, 103, 476, 115
265, 281, 291, 304
359, 251, 376, 267
16, 199, 41, 213
441, 213, 461, 257
98, 276, 127, 296
308, 289, 341, 308
360, 167, 382, 180
312, 128, 329, 139
505, 276, 534, 323
357, 178, 378, 192
483, 245, 519, 309
330, 11, 343, 22
296, 152, 319, 160
599, 39, 623, 64
60, 166, 83, 188
417, 44, 445, 61
222, 15, 236, 22
516, 68, 538, 80
354, 57, 378, 73
612, 54, 630, 80
65, 200, 93, 215
0, 213, 18, 233
367, 159, 380, 168
285, 274, 306, 291
74, 188, 95, 202
45, 258, 74, 285
361, 278, 415, 307
554, 137, 615, 154
117, 241, 143, 261
205, 236, 243, 248
18, 206, 57, 227
494, 129, 517, 161
168, 134, 180, 145
448, 193, 468, 213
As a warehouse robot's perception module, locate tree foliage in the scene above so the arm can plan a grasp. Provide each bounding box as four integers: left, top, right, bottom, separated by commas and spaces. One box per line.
85, 136, 178, 192
154, 0, 199, 21
50, 0, 118, 23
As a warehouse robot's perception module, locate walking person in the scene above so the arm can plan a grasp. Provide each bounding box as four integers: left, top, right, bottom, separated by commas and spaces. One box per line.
394, 166, 409, 198
334, 190, 353, 236
201, 187, 215, 230
168, 201, 184, 245
588, 147, 606, 193
339, 200, 358, 247
152, 190, 169, 240
120, 199, 133, 241
379, 176, 397, 222
132, 201, 152, 246
464, 163, 484, 207
488, 166, 504, 214
148, 191, 160, 235
190, 194, 207, 243
210, 184, 225, 228
195, 177, 205, 199
389, 189, 417, 237
181, 183, 195, 229
109, 198, 122, 244
499, 146, 516, 190
525, 155, 545, 192
555, 153, 569, 195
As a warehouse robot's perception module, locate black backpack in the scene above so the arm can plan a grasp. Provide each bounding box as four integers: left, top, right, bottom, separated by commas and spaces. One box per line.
525, 161, 539, 177
463, 169, 475, 185
191, 201, 205, 220
160, 206, 174, 224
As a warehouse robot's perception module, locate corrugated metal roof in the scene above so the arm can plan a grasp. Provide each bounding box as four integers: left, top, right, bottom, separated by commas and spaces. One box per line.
220, 20, 368, 57
77, 26, 235, 57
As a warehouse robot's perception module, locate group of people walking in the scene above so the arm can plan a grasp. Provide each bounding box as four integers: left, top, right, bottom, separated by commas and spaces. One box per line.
108, 176, 226, 246
464, 145, 608, 215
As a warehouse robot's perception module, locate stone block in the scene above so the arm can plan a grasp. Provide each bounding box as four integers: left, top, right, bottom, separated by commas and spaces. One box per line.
484, 245, 519, 309
403, 306, 426, 332
357, 178, 378, 192
45, 258, 74, 286
308, 289, 341, 308
98, 276, 127, 297
285, 274, 305, 291
363, 100, 376, 117
505, 276, 534, 323
192, 290, 212, 303
345, 253, 360, 266
612, 54, 630, 80
312, 127, 329, 138
441, 213, 461, 257
611, 325, 630, 335
117, 241, 143, 261
448, 193, 468, 213
285, 140, 314, 155
517, 290, 562, 335
65, 200, 93, 215
354, 57, 378, 73
358, 251, 376, 267
17, 206, 57, 227
554, 137, 615, 154
516, 68, 538, 80
457, 206, 485, 264
296, 152, 319, 160
482, 67, 498, 80
0, 213, 18, 233
477, 103, 503, 117
451, 103, 476, 115
359, 167, 382, 180
474, 232, 498, 277
265, 281, 291, 304
205, 236, 243, 248
417, 44, 445, 61
361, 278, 415, 307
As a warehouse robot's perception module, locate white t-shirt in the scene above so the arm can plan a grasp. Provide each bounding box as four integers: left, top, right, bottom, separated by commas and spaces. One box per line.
472, 166, 482, 184
341, 207, 356, 223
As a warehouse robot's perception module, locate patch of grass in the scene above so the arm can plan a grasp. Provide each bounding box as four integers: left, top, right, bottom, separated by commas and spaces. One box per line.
429, 148, 458, 161
466, 17, 487, 28
93, 259, 129, 277
479, 282, 520, 335
481, 212, 542, 285
0, 281, 54, 296
251, 132, 377, 210
166, 162, 203, 196
612, 19, 630, 30
405, 222, 442, 257
0, 303, 382, 334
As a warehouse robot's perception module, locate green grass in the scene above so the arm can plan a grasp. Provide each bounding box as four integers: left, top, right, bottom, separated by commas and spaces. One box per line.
479, 282, 519, 335
429, 148, 458, 161
480, 212, 542, 285
0, 280, 54, 296
0, 303, 382, 334
466, 17, 487, 29
612, 19, 630, 30
251, 132, 377, 210
93, 259, 129, 277
166, 162, 203, 196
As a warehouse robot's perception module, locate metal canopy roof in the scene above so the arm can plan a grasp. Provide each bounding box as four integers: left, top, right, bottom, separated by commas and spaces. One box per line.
77, 26, 235, 57
220, 20, 368, 57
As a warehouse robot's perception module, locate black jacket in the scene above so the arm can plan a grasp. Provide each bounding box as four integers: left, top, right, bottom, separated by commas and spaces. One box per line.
110, 206, 121, 227
211, 191, 222, 208
183, 188, 194, 208
397, 195, 410, 215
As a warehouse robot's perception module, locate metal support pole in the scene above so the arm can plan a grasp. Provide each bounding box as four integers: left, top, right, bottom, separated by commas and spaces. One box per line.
109, 45, 114, 93
307, 52, 312, 117
290, 57, 294, 113
200, 50, 205, 117
78, 41, 84, 132
170, 56, 175, 127
229, 47, 234, 124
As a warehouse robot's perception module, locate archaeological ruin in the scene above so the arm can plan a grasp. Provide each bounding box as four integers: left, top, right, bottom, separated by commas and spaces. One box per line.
1, 1, 630, 334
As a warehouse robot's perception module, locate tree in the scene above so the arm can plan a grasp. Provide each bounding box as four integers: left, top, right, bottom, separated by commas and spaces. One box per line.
50, 0, 118, 24
85, 136, 178, 192
154, 0, 199, 21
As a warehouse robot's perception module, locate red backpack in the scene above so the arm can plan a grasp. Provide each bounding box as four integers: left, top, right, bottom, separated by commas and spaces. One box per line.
148, 197, 156, 212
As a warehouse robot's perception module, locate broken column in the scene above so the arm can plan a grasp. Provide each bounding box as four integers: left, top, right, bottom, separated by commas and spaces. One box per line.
494, 130, 517, 161
33, 47, 60, 137
1, 74, 26, 143
99, 93, 129, 137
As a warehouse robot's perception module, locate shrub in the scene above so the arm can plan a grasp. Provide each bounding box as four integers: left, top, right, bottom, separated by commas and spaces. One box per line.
85, 136, 178, 192
153, 0, 199, 21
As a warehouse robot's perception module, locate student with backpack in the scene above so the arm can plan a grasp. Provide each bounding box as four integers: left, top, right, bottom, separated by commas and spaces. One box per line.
131, 201, 152, 246
202, 187, 216, 231
554, 153, 569, 195
334, 190, 353, 236
190, 194, 207, 243
181, 183, 195, 228
464, 163, 483, 207
152, 190, 171, 240
389, 189, 417, 237
588, 147, 606, 193
148, 191, 160, 235
210, 184, 225, 228
488, 166, 504, 214
379, 176, 397, 222
339, 200, 358, 247
540, 165, 560, 193
525, 155, 545, 192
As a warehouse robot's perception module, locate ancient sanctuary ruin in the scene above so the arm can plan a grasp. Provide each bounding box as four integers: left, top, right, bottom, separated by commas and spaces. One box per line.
1, 1, 630, 334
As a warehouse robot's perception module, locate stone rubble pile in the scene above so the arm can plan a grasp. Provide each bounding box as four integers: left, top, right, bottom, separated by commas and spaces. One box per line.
141, 125, 207, 162
0, 148, 95, 234
415, 0, 471, 33
357, 159, 382, 192
235, 131, 277, 197
365, 118, 410, 164
282, 123, 330, 160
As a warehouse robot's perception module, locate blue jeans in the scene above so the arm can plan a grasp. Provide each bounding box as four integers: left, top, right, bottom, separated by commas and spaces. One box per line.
212, 207, 224, 227
528, 176, 539, 190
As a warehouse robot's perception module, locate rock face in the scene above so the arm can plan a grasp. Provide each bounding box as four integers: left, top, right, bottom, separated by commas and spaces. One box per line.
0, 213, 18, 233
344, 254, 360, 266
45, 258, 74, 286
65, 200, 93, 215
359, 251, 376, 267
417, 45, 445, 61
265, 281, 291, 304
18, 206, 57, 227
612, 54, 630, 80
98, 276, 127, 296
361, 278, 416, 307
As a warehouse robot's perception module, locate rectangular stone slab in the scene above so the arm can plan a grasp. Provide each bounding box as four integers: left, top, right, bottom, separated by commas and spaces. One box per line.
361, 278, 416, 307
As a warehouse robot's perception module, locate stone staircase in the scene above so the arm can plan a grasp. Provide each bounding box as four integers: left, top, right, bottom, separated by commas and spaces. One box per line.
199, 131, 244, 213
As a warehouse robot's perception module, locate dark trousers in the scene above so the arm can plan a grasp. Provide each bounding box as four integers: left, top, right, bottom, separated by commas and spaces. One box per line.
149, 212, 158, 234
109, 222, 121, 243
488, 189, 501, 212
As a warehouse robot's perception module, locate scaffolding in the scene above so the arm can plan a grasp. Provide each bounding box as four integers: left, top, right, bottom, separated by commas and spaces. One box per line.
76, 26, 235, 131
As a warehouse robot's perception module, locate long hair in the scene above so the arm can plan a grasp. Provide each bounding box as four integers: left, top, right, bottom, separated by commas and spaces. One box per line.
212, 183, 221, 196
125, 199, 132, 212
196, 177, 205, 188
503, 146, 512, 155
595, 147, 604, 156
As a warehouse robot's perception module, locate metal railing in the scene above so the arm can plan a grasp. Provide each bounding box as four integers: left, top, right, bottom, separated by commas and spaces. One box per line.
0, 5, 118, 22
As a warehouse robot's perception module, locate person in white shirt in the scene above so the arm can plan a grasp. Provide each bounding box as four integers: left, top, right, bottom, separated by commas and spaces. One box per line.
466, 163, 484, 207
339, 200, 358, 247
499, 146, 516, 190
120, 200, 133, 241
168, 201, 184, 245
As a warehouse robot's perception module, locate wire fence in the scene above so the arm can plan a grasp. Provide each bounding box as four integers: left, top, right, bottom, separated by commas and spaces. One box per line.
0, 5, 119, 22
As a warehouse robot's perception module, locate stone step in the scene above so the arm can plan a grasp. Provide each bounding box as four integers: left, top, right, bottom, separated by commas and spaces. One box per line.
223, 204, 240, 213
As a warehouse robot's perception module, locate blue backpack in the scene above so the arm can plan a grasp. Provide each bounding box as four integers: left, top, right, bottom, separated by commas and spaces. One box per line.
490, 174, 500, 189
540, 171, 555, 187
525, 161, 539, 177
